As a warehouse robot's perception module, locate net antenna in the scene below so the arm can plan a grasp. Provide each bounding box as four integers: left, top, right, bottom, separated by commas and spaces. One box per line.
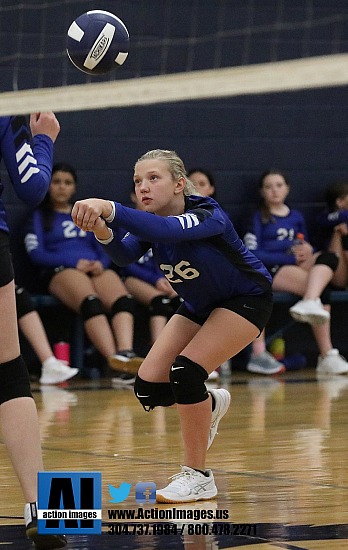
1, 1, 348, 115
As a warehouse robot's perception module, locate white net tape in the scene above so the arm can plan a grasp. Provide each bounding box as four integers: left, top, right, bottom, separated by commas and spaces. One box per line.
1, 53, 348, 116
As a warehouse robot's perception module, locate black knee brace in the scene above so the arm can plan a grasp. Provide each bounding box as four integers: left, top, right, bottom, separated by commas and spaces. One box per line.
0, 356, 32, 405
111, 295, 136, 317
134, 374, 175, 411
149, 295, 173, 317
15, 286, 35, 320
169, 355, 209, 405
315, 251, 339, 272
341, 234, 348, 250
80, 295, 104, 321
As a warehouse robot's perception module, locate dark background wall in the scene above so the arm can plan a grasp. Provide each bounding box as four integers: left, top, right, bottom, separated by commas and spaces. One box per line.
1, 1, 348, 365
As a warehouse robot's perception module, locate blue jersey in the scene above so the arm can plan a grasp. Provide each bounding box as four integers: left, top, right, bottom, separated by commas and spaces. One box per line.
316, 208, 348, 250
25, 210, 111, 269
243, 209, 308, 270
120, 249, 164, 287
0, 115, 54, 233
103, 195, 272, 316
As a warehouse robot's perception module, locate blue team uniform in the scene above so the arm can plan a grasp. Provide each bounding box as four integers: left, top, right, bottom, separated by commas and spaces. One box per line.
243, 209, 308, 272
0, 115, 54, 233
121, 249, 164, 286
25, 210, 111, 269
102, 195, 272, 317
316, 208, 348, 250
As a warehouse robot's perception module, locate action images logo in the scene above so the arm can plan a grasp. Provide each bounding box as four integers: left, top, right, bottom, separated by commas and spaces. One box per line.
37, 472, 102, 535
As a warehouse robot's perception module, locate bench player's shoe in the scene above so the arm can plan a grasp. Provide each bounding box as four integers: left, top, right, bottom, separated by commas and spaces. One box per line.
247, 351, 285, 375
316, 349, 348, 375
108, 350, 143, 375
25, 503, 67, 549
40, 357, 78, 385
289, 298, 330, 325
156, 466, 217, 503
208, 388, 231, 449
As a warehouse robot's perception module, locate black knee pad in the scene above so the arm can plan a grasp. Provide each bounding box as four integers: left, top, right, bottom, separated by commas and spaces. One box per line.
15, 286, 35, 320
134, 374, 175, 411
169, 355, 209, 405
111, 295, 136, 317
315, 251, 339, 272
80, 295, 104, 321
341, 234, 348, 251
149, 295, 173, 317
0, 356, 32, 405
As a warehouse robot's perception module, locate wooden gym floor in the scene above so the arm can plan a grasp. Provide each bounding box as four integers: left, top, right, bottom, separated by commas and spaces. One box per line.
1, 368, 348, 549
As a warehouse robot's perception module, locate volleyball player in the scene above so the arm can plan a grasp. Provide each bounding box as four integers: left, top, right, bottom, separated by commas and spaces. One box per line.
71, 149, 273, 503
0, 112, 67, 547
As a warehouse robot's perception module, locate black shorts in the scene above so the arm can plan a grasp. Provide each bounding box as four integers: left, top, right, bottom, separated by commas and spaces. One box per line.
0, 231, 14, 288
38, 265, 66, 292
176, 289, 273, 333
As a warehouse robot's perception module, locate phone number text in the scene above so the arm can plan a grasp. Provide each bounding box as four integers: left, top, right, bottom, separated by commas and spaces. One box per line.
107, 522, 257, 536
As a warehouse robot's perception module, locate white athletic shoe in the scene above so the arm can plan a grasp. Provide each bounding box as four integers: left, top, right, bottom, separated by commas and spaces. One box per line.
316, 349, 348, 375
156, 466, 217, 503
208, 388, 231, 449
111, 373, 136, 387
289, 298, 330, 325
40, 357, 78, 385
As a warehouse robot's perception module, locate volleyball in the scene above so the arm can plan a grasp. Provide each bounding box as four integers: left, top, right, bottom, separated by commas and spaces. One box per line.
66, 10, 129, 75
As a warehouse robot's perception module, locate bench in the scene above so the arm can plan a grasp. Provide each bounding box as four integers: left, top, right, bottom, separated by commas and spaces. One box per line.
31, 294, 85, 371
30, 289, 348, 368
266, 290, 348, 345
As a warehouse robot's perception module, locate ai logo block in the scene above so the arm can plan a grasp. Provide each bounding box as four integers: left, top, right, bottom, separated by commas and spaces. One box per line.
37, 472, 102, 535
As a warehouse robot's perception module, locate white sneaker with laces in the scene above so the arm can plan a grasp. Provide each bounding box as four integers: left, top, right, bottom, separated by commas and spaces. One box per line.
111, 373, 136, 387
208, 388, 231, 449
156, 466, 217, 503
247, 351, 285, 375
289, 298, 330, 325
316, 349, 348, 375
40, 357, 79, 385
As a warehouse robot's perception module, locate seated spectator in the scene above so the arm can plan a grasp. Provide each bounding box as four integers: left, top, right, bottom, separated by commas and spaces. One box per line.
187, 168, 216, 198
244, 169, 348, 375
24, 162, 143, 380
15, 284, 79, 384
316, 180, 348, 289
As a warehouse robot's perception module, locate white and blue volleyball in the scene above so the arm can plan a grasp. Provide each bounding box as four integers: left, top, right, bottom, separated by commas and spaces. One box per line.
66, 10, 129, 75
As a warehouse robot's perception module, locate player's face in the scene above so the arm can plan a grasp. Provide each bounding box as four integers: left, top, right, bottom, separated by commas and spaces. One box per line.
260, 173, 289, 207
49, 170, 76, 208
336, 193, 348, 211
134, 159, 185, 216
189, 171, 215, 197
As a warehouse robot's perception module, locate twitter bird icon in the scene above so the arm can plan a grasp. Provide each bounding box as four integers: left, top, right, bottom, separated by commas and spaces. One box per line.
108, 482, 132, 503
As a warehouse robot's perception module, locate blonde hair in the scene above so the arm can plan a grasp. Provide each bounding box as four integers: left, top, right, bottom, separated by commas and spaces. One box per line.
136, 149, 197, 196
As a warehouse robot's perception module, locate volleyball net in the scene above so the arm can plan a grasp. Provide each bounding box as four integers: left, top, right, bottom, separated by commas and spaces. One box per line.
0, 0, 348, 115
